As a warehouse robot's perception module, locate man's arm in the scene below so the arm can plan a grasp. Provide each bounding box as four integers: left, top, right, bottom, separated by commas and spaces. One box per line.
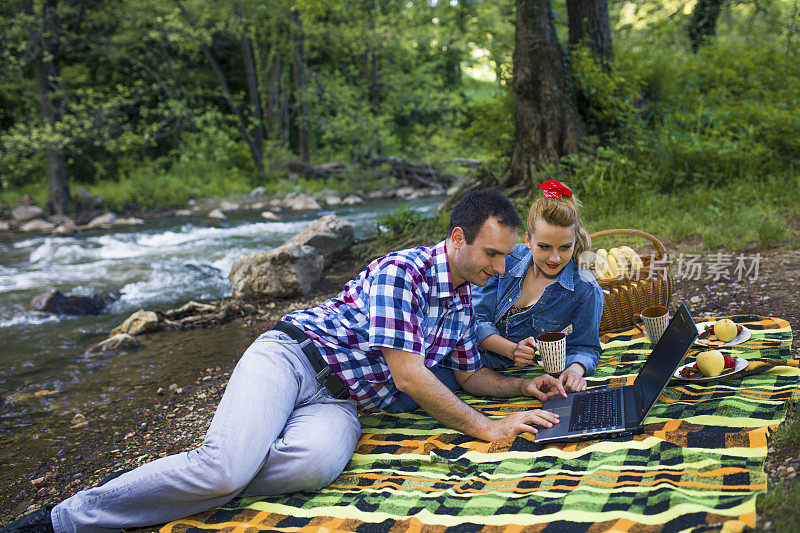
383, 347, 562, 442
454, 366, 567, 400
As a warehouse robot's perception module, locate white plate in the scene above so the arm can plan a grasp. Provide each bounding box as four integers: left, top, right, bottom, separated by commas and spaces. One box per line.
673, 357, 748, 382
694, 323, 752, 347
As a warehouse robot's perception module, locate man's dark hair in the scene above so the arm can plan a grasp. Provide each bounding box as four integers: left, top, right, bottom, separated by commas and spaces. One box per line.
447, 189, 522, 244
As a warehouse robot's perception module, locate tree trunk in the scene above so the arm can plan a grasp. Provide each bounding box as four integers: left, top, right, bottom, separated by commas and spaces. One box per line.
688, 0, 724, 52
368, 0, 382, 157
265, 54, 280, 143
502, 0, 585, 192
240, 25, 266, 176
174, 0, 264, 175
566, 0, 612, 67
291, 9, 310, 163
24, 0, 72, 216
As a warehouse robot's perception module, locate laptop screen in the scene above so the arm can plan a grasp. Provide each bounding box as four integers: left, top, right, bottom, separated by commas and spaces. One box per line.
634, 305, 697, 417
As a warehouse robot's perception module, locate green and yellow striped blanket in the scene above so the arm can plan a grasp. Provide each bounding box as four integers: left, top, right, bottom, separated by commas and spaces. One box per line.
162, 316, 797, 532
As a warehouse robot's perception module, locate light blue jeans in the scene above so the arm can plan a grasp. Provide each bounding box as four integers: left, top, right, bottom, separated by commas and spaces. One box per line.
51, 330, 361, 533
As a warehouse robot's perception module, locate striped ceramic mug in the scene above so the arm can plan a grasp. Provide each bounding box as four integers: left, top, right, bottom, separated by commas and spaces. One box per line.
536, 331, 566, 374
635, 306, 670, 345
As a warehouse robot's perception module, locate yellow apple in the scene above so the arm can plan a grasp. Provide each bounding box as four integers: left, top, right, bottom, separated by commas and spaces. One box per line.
696, 350, 725, 377
714, 319, 739, 343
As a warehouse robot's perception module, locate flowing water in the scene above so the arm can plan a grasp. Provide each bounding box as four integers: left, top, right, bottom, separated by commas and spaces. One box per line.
0, 196, 443, 503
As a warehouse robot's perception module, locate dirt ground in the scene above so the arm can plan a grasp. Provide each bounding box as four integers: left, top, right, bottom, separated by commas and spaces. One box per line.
2, 246, 799, 530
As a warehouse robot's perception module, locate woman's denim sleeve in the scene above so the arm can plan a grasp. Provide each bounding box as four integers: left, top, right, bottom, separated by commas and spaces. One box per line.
472, 273, 501, 346
564, 282, 604, 376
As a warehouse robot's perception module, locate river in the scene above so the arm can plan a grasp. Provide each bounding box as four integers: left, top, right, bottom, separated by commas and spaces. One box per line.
0, 195, 443, 504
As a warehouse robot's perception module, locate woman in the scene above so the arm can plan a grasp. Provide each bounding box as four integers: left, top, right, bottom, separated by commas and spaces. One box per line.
472, 180, 603, 392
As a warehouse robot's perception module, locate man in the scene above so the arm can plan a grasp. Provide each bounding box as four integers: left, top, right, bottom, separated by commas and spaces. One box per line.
4, 189, 564, 533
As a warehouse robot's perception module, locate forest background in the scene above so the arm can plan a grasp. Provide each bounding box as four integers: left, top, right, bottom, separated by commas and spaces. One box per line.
3, 0, 800, 528
2, 0, 799, 250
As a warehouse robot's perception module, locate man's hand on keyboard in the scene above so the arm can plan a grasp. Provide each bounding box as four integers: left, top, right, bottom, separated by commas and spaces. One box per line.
487, 409, 560, 440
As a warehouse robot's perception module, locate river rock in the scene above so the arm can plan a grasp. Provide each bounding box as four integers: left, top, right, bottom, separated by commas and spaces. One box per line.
29, 290, 109, 315
250, 186, 267, 197
52, 218, 78, 235
110, 309, 160, 336
320, 195, 342, 207
229, 242, 324, 299
11, 205, 44, 223
85, 212, 117, 229
207, 209, 226, 220
162, 300, 216, 319
396, 186, 416, 197
19, 219, 55, 232
47, 214, 71, 225
113, 217, 144, 226
219, 200, 239, 212
85, 333, 142, 355
284, 194, 321, 212
367, 190, 389, 200
175, 209, 192, 217
73, 187, 104, 225
0, 220, 11, 231
6, 389, 59, 404
286, 215, 354, 266
260, 211, 281, 222
341, 194, 364, 206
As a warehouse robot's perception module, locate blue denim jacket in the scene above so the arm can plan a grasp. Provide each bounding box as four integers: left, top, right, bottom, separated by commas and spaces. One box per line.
472, 243, 604, 375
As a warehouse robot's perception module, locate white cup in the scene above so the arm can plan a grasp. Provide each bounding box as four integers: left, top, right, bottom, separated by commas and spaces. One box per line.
536, 331, 566, 374
636, 306, 670, 344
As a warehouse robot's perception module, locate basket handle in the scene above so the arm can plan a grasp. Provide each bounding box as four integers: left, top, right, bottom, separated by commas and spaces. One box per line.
589, 228, 667, 260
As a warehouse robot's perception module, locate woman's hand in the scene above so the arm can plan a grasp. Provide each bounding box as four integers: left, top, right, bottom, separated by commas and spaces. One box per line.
520, 374, 567, 402
509, 336, 537, 367
559, 363, 587, 392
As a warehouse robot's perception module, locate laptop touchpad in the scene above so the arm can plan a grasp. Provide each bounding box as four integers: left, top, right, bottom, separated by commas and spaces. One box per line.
546, 406, 572, 417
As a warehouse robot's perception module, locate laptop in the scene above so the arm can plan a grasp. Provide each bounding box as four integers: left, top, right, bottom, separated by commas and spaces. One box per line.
534, 303, 698, 443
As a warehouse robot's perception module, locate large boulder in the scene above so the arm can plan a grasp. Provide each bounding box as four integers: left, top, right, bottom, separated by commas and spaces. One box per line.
286, 215, 354, 266
73, 187, 104, 226
229, 242, 324, 299
110, 309, 160, 336
11, 205, 44, 223
28, 290, 109, 315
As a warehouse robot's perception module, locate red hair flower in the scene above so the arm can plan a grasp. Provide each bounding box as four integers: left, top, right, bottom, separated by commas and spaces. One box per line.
537, 180, 573, 198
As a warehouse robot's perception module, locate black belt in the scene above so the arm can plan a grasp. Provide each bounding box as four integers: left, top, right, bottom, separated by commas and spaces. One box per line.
273, 321, 349, 399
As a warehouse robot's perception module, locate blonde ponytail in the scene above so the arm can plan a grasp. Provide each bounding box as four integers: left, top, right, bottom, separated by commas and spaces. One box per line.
526, 187, 590, 259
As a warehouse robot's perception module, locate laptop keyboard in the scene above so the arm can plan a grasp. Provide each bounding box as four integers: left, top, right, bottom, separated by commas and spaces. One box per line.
569, 388, 622, 432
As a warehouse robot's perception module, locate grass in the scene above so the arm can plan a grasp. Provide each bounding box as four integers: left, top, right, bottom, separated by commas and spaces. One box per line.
757, 400, 800, 531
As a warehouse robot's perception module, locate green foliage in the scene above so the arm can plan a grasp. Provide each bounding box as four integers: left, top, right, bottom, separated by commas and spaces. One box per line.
757, 480, 800, 532
463, 86, 514, 162
376, 206, 425, 239
568, 46, 643, 139
758, 400, 800, 530
92, 158, 254, 212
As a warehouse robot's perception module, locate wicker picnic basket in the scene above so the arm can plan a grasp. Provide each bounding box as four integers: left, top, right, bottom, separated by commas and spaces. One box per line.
589, 229, 674, 333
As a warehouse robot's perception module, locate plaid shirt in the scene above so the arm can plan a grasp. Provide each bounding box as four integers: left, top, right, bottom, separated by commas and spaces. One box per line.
285, 240, 481, 411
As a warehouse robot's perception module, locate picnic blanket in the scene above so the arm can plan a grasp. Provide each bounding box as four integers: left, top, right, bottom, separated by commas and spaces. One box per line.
162, 315, 798, 533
